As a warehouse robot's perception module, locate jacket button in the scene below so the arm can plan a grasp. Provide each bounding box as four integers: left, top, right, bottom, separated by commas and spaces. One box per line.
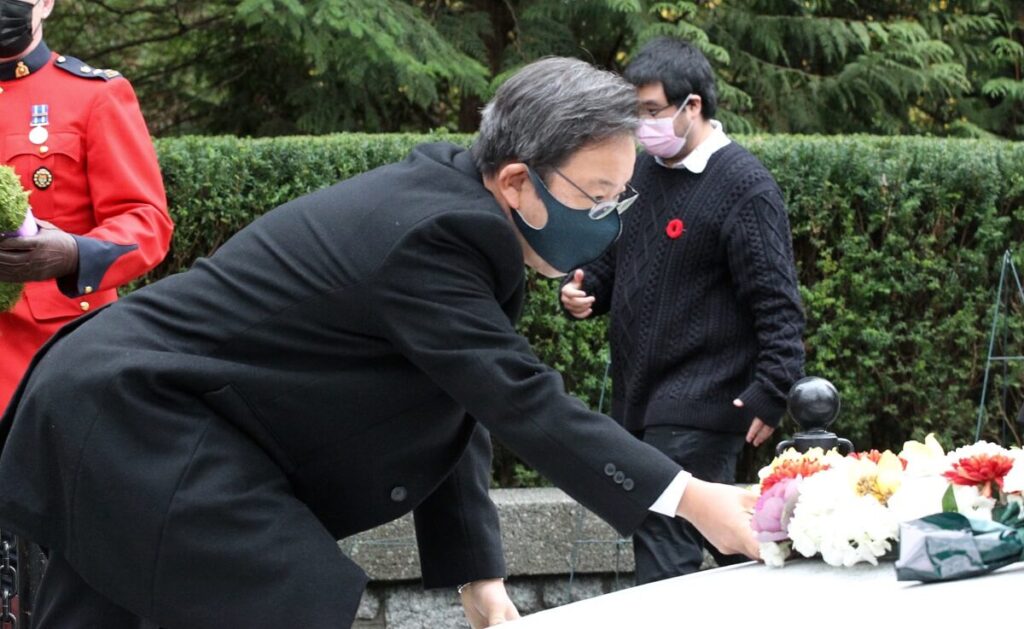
604, 463, 616, 476
79, 301, 90, 312
613, 471, 625, 484
390, 486, 407, 502
623, 479, 635, 491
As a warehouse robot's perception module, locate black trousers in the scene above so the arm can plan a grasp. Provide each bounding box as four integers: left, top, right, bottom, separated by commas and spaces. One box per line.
631, 425, 747, 585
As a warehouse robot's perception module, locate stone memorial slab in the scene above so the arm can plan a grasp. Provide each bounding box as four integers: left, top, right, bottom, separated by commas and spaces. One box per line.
506, 559, 1023, 627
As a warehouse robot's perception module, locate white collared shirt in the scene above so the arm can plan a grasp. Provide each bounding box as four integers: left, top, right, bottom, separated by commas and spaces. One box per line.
649, 471, 692, 517
654, 119, 731, 173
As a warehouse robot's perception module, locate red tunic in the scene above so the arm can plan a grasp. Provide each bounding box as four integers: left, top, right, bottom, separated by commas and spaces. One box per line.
0, 42, 173, 408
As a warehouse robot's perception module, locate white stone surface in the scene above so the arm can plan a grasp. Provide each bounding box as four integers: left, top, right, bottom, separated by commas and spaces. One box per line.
506, 559, 1024, 628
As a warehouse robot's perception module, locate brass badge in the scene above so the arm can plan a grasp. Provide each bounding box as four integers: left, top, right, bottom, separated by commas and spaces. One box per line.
32, 167, 53, 190
15, 61, 29, 79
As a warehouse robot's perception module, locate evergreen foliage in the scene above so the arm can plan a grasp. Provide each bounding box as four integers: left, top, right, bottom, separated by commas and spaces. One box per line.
0, 165, 29, 312
43, 1, 1023, 139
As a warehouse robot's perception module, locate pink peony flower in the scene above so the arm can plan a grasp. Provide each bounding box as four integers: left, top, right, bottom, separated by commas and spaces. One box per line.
751, 477, 802, 542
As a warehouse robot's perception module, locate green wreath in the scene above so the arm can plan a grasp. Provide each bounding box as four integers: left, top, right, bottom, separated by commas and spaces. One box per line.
0, 165, 31, 312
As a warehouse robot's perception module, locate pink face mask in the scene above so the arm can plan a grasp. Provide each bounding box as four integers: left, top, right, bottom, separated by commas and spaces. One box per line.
635, 95, 694, 159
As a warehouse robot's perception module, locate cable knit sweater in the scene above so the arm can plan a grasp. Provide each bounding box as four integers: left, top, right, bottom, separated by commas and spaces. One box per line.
569, 143, 805, 433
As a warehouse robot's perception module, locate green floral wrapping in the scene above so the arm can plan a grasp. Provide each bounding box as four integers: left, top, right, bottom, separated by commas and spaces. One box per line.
895, 509, 1024, 582
0, 165, 30, 311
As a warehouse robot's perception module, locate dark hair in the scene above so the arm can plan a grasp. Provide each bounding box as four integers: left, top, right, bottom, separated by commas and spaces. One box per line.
624, 37, 717, 119
472, 57, 638, 177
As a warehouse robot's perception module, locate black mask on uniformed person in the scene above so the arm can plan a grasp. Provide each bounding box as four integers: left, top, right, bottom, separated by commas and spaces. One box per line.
0, 0, 39, 59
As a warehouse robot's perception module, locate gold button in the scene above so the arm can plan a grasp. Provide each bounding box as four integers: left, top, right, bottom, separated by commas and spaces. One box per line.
79, 301, 90, 312
57, 55, 66, 63
0, 87, 4, 94
84, 286, 94, 294
39, 146, 48, 153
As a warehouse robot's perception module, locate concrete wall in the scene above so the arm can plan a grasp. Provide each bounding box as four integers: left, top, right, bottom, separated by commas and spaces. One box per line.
343, 488, 639, 629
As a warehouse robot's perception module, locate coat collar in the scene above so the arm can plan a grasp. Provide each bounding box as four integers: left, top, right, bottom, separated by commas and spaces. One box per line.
0, 40, 51, 82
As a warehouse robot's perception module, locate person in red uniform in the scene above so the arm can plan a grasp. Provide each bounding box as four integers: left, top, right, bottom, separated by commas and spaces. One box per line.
0, 0, 174, 410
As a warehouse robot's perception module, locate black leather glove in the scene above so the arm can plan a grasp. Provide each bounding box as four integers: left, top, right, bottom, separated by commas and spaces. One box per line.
0, 220, 78, 282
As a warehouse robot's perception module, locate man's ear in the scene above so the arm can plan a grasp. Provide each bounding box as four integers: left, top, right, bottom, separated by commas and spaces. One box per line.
687, 95, 703, 118
495, 163, 530, 210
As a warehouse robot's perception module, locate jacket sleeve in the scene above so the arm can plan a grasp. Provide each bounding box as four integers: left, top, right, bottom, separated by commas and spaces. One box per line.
56, 78, 173, 298
722, 184, 806, 427
413, 422, 506, 589
371, 211, 682, 538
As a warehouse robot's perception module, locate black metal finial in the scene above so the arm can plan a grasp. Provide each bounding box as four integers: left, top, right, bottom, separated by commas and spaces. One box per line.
787, 376, 841, 431
775, 376, 854, 455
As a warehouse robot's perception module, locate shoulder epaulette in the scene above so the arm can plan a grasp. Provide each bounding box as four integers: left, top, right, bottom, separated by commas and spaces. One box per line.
53, 55, 122, 81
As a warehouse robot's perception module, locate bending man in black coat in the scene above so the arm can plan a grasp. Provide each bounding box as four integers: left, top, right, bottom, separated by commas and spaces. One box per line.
0, 57, 759, 628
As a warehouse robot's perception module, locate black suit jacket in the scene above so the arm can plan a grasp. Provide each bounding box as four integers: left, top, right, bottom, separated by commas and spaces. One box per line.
0, 143, 681, 614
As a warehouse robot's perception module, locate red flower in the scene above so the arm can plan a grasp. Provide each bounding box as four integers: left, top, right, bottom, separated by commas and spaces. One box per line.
761, 458, 831, 492
943, 453, 1015, 495
849, 449, 908, 470
665, 218, 684, 239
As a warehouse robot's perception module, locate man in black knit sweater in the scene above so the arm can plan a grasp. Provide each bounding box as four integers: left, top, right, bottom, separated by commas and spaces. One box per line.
561, 37, 806, 584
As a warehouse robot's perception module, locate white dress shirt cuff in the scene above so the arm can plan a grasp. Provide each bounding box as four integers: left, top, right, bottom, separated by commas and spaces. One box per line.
648, 471, 692, 517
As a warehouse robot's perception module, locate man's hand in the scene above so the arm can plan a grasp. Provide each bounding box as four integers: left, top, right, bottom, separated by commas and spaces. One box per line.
560, 269, 594, 319
676, 478, 760, 560
460, 578, 520, 628
0, 220, 78, 282
734, 398, 775, 446
561, 270, 593, 319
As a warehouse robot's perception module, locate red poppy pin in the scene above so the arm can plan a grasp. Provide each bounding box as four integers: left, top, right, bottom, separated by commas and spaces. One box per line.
665, 218, 685, 239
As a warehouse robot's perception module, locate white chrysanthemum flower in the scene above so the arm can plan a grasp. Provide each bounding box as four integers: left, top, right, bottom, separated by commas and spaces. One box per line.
785, 467, 898, 567
952, 484, 995, 520
1004, 448, 1024, 495
946, 440, 1010, 464
760, 541, 791, 568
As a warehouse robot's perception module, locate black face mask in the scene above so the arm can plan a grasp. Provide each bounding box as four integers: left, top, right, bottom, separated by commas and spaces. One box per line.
0, 0, 39, 59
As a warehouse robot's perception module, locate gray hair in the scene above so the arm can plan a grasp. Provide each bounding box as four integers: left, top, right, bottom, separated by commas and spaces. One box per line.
472, 57, 639, 178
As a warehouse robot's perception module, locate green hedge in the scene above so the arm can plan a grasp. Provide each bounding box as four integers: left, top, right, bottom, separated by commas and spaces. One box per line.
148, 133, 1024, 483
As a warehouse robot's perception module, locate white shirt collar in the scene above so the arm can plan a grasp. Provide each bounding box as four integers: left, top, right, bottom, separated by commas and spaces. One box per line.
655, 119, 731, 173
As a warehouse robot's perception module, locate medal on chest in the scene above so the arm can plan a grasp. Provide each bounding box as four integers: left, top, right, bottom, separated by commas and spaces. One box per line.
29, 104, 49, 145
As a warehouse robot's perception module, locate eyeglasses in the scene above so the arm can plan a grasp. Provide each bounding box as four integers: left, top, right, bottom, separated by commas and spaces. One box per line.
640, 103, 676, 119
537, 167, 639, 220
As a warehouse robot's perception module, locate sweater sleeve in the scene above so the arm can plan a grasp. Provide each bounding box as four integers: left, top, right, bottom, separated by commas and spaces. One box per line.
558, 240, 618, 319
722, 185, 806, 427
